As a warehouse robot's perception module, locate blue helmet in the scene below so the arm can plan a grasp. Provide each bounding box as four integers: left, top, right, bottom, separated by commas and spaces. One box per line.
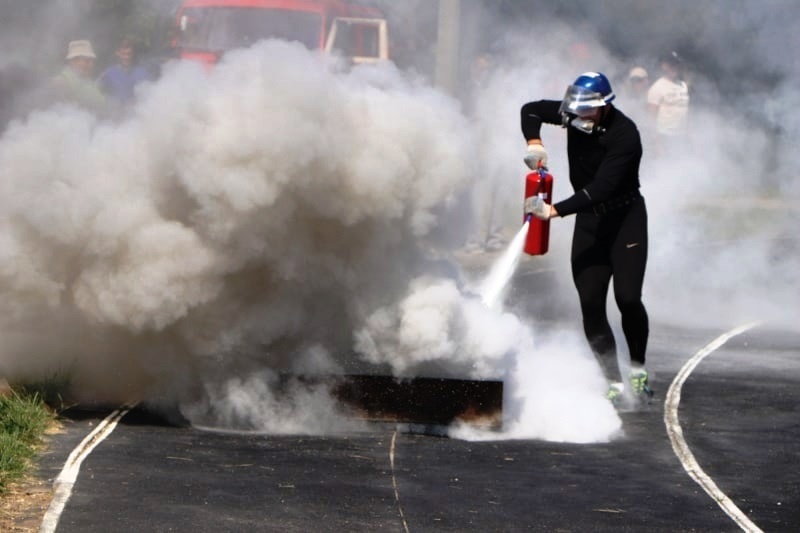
559, 72, 615, 117
573, 72, 615, 102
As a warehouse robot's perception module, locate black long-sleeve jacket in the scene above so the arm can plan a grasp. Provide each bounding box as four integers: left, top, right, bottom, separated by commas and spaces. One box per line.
520, 100, 642, 216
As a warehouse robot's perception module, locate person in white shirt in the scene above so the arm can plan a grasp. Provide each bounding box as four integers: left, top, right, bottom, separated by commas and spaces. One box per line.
647, 51, 690, 146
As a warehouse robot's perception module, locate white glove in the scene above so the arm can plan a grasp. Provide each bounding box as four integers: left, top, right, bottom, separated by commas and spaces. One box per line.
523, 141, 548, 170
524, 195, 551, 221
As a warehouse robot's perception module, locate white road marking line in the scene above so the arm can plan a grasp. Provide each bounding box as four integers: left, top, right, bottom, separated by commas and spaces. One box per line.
664, 322, 764, 533
389, 430, 410, 533
39, 405, 134, 533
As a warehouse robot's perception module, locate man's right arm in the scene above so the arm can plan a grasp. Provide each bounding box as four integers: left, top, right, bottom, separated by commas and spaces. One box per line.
520, 100, 561, 170
520, 100, 562, 141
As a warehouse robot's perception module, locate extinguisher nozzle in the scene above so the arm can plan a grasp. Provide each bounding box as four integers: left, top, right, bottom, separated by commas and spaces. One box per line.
525, 214, 532, 223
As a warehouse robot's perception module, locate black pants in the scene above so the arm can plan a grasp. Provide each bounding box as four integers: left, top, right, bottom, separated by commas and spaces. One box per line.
571, 197, 649, 382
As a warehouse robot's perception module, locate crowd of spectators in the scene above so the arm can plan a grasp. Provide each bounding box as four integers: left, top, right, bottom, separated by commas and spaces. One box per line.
1, 35, 157, 133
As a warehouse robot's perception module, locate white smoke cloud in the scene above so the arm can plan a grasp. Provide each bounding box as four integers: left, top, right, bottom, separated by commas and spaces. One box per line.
451, 328, 621, 444
355, 276, 515, 377
355, 276, 622, 442
0, 34, 627, 443
183, 369, 367, 435
0, 39, 474, 423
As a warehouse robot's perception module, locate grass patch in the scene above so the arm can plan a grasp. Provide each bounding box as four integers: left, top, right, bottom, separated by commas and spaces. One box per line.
0, 391, 54, 493
19, 374, 74, 413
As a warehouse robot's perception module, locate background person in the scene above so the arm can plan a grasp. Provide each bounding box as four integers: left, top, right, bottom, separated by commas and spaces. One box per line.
621, 66, 649, 119
51, 39, 107, 114
520, 72, 653, 405
98, 36, 152, 107
619, 66, 651, 146
647, 51, 690, 152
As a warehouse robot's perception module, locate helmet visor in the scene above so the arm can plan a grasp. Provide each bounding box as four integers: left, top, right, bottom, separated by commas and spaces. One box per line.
559, 85, 608, 117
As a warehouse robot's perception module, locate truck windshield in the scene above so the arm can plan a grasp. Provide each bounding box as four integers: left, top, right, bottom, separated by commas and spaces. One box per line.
178, 7, 322, 52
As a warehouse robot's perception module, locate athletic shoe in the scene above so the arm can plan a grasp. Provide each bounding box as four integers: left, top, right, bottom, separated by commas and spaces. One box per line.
606, 382, 624, 405
630, 368, 654, 400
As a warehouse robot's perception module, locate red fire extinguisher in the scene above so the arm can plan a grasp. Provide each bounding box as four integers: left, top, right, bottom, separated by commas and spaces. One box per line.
523, 168, 554, 255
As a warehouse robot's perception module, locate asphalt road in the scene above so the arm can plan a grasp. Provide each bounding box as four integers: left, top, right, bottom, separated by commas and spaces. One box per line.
33, 323, 800, 532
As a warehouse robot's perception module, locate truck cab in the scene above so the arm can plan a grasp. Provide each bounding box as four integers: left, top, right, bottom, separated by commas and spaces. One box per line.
173, 0, 389, 67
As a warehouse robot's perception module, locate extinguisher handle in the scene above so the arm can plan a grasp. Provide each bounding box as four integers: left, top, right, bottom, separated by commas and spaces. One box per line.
535, 168, 547, 195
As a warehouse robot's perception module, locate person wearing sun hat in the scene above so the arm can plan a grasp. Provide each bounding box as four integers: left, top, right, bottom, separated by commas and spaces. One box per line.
619, 66, 650, 127
626, 66, 650, 101
51, 39, 107, 114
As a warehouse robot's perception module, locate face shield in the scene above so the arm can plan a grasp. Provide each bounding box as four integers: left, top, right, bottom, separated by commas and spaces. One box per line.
559, 85, 609, 134
559, 85, 608, 116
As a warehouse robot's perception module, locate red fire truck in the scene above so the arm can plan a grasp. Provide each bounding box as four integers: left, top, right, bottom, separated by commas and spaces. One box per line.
173, 0, 389, 67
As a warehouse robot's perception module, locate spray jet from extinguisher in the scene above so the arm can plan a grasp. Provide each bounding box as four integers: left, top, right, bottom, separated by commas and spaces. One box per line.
522, 164, 554, 256
477, 163, 554, 309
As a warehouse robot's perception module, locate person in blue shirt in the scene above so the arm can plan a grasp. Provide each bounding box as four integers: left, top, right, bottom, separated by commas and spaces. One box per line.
98, 37, 151, 107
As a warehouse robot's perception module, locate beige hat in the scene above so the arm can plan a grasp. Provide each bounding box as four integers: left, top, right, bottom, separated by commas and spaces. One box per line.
627, 66, 648, 80
66, 40, 97, 60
